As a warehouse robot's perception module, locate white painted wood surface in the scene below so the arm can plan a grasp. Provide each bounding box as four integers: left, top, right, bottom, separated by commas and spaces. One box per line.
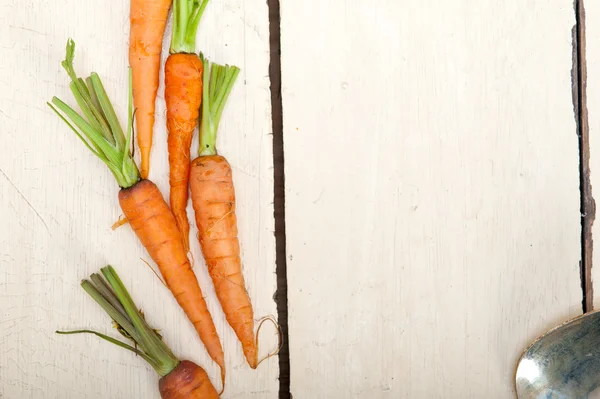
586, 2, 600, 311
0, 1, 278, 398
281, 1, 582, 398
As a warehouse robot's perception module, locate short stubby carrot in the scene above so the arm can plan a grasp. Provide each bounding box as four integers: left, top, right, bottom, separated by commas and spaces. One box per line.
129, 0, 172, 178
57, 266, 220, 399
48, 39, 225, 390
165, 53, 203, 251
190, 155, 257, 367
164, 0, 210, 250
159, 360, 219, 399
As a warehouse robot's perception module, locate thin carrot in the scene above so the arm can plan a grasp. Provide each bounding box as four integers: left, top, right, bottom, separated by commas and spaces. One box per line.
129, 0, 172, 179
191, 154, 257, 367
165, 0, 210, 251
190, 57, 272, 368
57, 265, 220, 398
48, 39, 225, 390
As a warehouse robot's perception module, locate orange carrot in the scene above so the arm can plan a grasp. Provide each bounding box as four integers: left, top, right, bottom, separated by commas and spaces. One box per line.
129, 0, 172, 179
164, 0, 209, 250
57, 265, 220, 399
191, 155, 257, 367
160, 360, 219, 399
119, 179, 225, 382
165, 54, 202, 251
189, 57, 266, 368
48, 39, 225, 390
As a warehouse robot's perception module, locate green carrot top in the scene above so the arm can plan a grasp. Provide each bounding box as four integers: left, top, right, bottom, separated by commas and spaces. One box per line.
57, 265, 180, 377
170, 0, 210, 54
198, 54, 240, 157
48, 39, 140, 189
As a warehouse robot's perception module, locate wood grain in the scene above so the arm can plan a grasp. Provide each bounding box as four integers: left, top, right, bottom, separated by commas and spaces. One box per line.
0, 0, 278, 398
280, 1, 582, 397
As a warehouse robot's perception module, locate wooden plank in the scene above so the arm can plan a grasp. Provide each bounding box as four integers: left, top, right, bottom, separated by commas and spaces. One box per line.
0, 0, 278, 398
585, 2, 600, 311
281, 1, 582, 397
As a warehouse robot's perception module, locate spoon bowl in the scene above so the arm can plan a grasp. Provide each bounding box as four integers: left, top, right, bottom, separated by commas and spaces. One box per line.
516, 310, 600, 399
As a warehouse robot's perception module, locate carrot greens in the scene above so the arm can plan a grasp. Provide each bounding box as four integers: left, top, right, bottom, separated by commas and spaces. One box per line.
171, 0, 210, 54
47, 39, 139, 188
198, 55, 240, 156
56, 265, 180, 377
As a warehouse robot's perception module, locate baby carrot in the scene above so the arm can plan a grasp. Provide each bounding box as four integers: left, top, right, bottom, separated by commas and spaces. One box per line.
164, 0, 210, 251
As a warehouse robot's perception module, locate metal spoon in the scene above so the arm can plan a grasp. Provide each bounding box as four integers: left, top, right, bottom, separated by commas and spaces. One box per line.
515, 310, 600, 398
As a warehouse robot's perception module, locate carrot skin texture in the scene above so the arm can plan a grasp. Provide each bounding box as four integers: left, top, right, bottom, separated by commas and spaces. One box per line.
190, 155, 258, 368
159, 360, 220, 399
165, 53, 204, 251
118, 180, 225, 380
129, 0, 172, 179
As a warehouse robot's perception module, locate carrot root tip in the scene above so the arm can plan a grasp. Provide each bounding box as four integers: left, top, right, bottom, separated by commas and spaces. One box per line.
216, 363, 226, 395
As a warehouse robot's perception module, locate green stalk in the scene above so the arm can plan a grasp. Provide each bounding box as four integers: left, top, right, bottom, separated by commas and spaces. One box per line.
170, 0, 210, 54
48, 39, 140, 189
80, 279, 143, 346
89, 273, 128, 319
198, 54, 240, 156
61, 44, 114, 146
56, 330, 153, 363
89, 73, 126, 151
57, 265, 180, 377
101, 266, 177, 376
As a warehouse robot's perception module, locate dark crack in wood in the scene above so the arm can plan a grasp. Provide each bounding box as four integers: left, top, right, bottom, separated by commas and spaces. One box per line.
267, 0, 291, 396
572, 0, 595, 312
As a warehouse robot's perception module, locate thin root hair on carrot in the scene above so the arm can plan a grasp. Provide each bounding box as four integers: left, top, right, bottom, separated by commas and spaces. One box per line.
111, 215, 129, 230
188, 249, 195, 269
140, 257, 167, 288
255, 315, 283, 368
129, 107, 137, 158
204, 210, 233, 235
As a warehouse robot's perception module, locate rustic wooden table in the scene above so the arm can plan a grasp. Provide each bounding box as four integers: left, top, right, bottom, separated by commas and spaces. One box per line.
0, 1, 597, 398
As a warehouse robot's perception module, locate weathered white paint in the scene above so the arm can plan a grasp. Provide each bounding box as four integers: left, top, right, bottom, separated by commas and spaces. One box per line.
586, 2, 600, 311
0, 0, 278, 398
281, 1, 582, 397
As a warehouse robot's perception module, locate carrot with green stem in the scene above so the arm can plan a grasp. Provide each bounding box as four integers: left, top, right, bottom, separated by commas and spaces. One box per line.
165, 0, 210, 251
57, 265, 219, 398
190, 57, 281, 368
47, 39, 225, 390
129, 0, 172, 179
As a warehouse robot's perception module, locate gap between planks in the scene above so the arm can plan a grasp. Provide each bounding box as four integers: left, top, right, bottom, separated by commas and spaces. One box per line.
267, 0, 291, 396
573, 0, 595, 313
